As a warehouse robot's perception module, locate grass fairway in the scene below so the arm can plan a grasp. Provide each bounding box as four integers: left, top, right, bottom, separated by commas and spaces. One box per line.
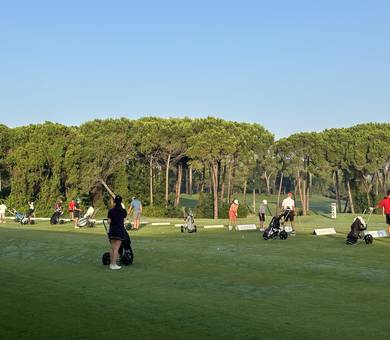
1, 214, 390, 339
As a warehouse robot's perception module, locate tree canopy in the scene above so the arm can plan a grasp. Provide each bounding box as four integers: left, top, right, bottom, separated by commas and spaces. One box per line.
0, 118, 388, 218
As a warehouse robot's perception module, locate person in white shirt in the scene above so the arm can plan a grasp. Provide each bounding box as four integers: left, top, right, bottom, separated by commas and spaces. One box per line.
27, 201, 35, 224
281, 192, 295, 233
258, 199, 268, 230
0, 201, 7, 223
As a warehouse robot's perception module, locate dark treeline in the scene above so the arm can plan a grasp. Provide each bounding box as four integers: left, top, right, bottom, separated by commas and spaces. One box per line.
0, 118, 389, 218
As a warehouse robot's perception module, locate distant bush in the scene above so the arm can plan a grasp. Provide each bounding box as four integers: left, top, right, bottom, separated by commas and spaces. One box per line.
142, 204, 183, 218
195, 193, 249, 218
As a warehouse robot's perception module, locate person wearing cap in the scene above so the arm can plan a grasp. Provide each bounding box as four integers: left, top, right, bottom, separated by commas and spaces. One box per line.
281, 192, 296, 233
259, 199, 268, 230
228, 199, 239, 231
370, 190, 390, 235
128, 196, 142, 230
107, 195, 127, 270
73, 198, 81, 228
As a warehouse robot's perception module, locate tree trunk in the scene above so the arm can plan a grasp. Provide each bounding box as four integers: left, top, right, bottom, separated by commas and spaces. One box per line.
165, 153, 171, 207
272, 175, 277, 195
149, 156, 154, 207
276, 172, 284, 214
346, 179, 355, 214
220, 165, 226, 202
264, 171, 271, 195
253, 186, 256, 213
343, 197, 349, 213
227, 163, 233, 203
210, 161, 219, 220
306, 173, 311, 214
243, 180, 247, 203
297, 171, 305, 216
174, 163, 183, 207
200, 165, 206, 193
375, 171, 380, 196
189, 165, 193, 195
334, 170, 341, 213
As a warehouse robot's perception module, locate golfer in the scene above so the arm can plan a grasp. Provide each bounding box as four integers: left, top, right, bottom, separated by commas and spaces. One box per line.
281, 192, 296, 233
68, 199, 75, 220
371, 190, 390, 235
27, 201, 35, 224
259, 199, 267, 230
0, 201, 7, 223
128, 196, 142, 230
228, 199, 239, 231
73, 198, 81, 228
107, 195, 127, 270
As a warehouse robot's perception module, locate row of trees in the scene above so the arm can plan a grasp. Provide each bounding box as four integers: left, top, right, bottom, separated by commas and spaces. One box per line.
0, 118, 389, 218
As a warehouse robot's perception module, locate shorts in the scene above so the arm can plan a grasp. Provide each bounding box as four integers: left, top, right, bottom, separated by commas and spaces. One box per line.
258, 213, 265, 222
133, 210, 141, 219
108, 225, 125, 241
284, 210, 294, 221
27, 209, 35, 217
74, 210, 80, 218
386, 214, 390, 225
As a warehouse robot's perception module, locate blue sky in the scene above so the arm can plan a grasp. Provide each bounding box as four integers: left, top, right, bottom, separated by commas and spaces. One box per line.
0, 0, 389, 138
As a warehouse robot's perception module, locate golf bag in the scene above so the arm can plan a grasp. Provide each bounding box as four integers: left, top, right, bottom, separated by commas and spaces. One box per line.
77, 206, 96, 228
102, 219, 134, 266
346, 215, 373, 245
181, 208, 197, 233
50, 209, 64, 225
263, 212, 289, 240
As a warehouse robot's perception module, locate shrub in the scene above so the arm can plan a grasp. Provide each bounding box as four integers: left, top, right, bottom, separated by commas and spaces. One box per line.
142, 204, 184, 218
195, 193, 249, 218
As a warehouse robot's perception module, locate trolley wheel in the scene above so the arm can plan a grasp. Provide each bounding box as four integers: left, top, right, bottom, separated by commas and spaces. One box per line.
102, 252, 111, 265
279, 230, 288, 240
121, 251, 134, 266
194, 226, 197, 233
181, 226, 184, 233
364, 234, 373, 245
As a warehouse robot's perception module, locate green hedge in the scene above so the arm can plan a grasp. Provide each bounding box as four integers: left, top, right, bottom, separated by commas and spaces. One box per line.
196, 193, 249, 218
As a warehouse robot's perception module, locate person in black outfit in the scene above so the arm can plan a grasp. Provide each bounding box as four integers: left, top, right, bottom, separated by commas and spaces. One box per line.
107, 195, 127, 270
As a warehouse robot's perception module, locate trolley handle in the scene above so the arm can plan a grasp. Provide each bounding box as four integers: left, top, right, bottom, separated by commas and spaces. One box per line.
102, 218, 109, 233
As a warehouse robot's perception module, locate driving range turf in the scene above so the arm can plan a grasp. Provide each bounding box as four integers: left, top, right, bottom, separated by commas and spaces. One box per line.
1, 213, 390, 339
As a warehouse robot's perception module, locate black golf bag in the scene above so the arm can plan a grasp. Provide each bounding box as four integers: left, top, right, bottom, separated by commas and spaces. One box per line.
102, 219, 134, 266
346, 216, 373, 245
263, 212, 289, 240
50, 210, 63, 225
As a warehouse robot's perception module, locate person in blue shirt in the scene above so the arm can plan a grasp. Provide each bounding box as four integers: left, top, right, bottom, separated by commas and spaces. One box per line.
128, 196, 142, 230
107, 195, 127, 270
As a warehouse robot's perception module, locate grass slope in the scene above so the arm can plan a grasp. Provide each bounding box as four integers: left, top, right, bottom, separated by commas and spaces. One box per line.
1, 213, 390, 339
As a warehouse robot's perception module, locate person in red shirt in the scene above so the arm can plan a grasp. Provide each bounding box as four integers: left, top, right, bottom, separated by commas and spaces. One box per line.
371, 190, 390, 235
228, 199, 239, 231
68, 199, 75, 220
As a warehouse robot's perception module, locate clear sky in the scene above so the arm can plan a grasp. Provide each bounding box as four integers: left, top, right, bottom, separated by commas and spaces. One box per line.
1, 0, 389, 138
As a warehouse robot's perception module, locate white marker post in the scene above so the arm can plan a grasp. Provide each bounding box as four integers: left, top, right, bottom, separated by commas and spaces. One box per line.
331, 203, 337, 219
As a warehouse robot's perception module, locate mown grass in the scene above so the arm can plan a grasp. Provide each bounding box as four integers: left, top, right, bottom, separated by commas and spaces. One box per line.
1, 211, 390, 339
